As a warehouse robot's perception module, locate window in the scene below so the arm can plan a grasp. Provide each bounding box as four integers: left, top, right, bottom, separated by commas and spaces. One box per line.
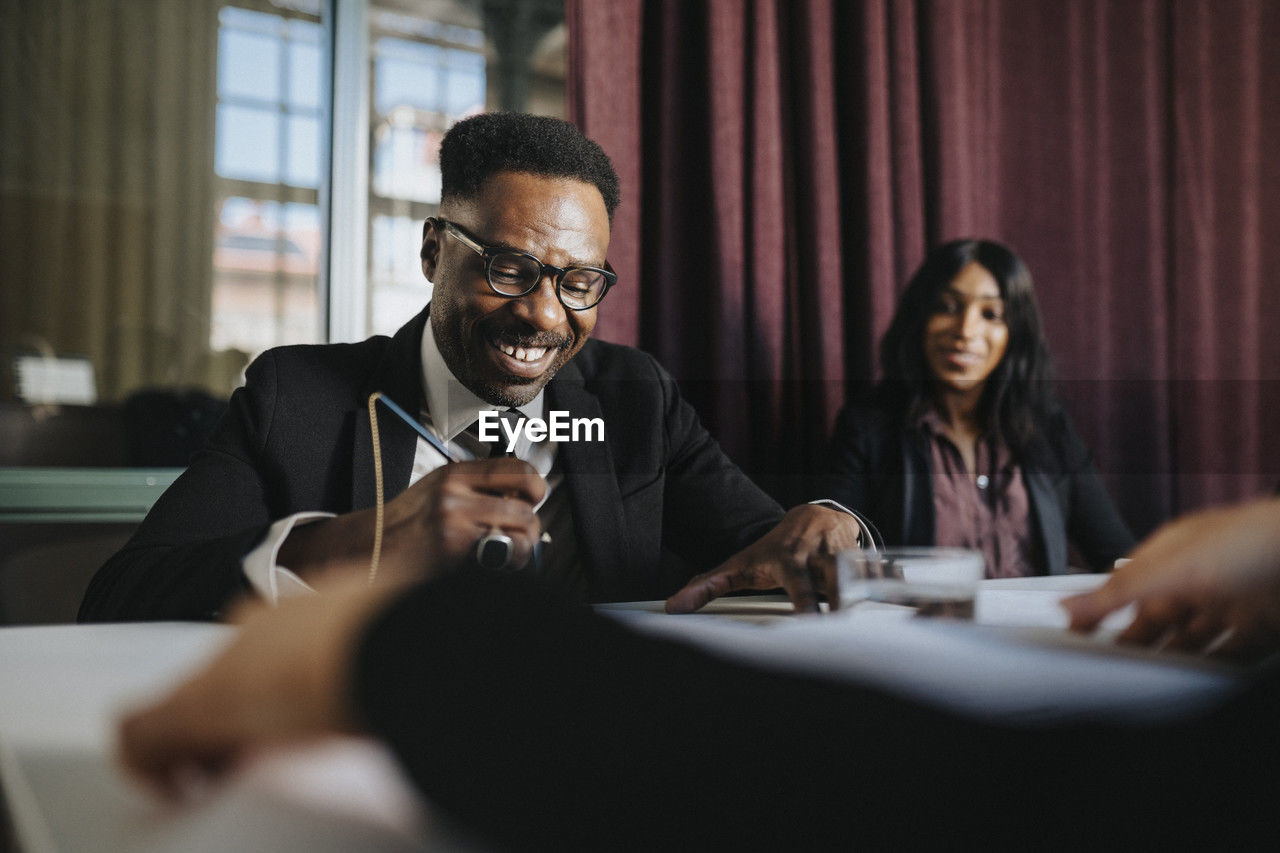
0, 0, 564, 426
366, 10, 489, 336
212, 5, 325, 357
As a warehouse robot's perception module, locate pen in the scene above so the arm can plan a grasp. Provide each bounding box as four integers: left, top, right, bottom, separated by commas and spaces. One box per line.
371, 392, 458, 462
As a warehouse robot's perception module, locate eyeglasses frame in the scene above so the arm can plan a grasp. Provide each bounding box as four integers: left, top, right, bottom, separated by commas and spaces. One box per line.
436, 218, 616, 311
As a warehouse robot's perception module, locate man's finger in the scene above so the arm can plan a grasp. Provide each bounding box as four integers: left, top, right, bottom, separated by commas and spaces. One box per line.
665, 568, 739, 614
460, 493, 542, 534
775, 561, 821, 614
808, 551, 839, 610
1212, 629, 1280, 662
118, 697, 230, 797
1211, 612, 1280, 661
440, 459, 548, 505
1164, 611, 1226, 654
1062, 576, 1134, 632
1116, 597, 1190, 646
476, 525, 542, 571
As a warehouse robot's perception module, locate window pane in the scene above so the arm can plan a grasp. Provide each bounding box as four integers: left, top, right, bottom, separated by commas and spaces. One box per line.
287, 17, 323, 43
216, 104, 281, 183
444, 66, 484, 115
371, 216, 433, 336
285, 114, 320, 188
219, 6, 283, 35
364, 1, 566, 338
218, 27, 281, 102
372, 215, 428, 285
212, 198, 320, 353
374, 45, 442, 113
372, 122, 442, 203
210, 4, 325, 375
288, 39, 322, 110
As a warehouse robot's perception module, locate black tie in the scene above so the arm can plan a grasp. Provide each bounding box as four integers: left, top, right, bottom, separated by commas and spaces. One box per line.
466, 409, 524, 458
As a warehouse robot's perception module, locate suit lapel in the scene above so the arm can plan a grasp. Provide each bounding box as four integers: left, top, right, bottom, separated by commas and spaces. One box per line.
901, 429, 935, 545
352, 307, 430, 510
1024, 462, 1067, 575
547, 362, 628, 598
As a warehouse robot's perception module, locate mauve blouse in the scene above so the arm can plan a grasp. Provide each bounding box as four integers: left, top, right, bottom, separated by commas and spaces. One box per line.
916, 409, 1042, 578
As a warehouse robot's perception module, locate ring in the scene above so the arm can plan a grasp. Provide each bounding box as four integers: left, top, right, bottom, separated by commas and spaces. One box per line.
475, 531, 516, 570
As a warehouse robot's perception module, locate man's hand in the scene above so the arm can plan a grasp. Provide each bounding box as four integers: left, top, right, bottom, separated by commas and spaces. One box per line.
1062, 498, 1280, 660
665, 505, 863, 614
118, 575, 395, 797
280, 458, 547, 582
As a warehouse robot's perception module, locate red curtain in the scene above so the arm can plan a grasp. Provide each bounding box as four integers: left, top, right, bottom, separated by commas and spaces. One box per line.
568, 0, 1280, 535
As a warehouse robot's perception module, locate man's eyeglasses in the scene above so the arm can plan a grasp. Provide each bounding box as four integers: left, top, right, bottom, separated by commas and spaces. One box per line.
438, 218, 616, 311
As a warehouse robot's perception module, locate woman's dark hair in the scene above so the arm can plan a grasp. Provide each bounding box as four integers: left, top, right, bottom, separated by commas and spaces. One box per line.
875, 238, 1053, 452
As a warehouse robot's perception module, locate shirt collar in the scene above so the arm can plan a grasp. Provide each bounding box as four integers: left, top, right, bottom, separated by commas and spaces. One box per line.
914, 405, 948, 435
420, 315, 544, 440
914, 404, 1014, 470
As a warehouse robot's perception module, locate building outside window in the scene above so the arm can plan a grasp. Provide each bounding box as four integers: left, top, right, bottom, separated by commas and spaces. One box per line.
1, 0, 565, 417
211, 4, 326, 356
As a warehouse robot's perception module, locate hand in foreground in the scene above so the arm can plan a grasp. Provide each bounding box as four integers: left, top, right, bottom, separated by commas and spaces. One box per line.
665, 505, 863, 614
118, 575, 395, 797
280, 458, 547, 582
1062, 498, 1280, 660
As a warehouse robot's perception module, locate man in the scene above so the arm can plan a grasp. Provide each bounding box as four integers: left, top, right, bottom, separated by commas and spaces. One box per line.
79, 113, 860, 622
120, 497, 1280, 848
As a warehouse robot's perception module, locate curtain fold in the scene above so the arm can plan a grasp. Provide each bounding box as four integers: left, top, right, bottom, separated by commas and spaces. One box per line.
1169, 0, 1280, 509
0, 0, 219, 402
572, 0, 1278, 532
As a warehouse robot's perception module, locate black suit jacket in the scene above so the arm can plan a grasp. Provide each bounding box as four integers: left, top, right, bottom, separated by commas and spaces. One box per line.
828, 402, 1135, 574
79, 307, 783, 621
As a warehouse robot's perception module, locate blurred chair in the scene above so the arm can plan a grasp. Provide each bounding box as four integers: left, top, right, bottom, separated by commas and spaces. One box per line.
0, 525, 133, 624
123, 388, 227, 467
0, 399, 190, 624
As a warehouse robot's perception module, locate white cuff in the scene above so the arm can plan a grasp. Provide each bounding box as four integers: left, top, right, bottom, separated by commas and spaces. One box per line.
242, 512, 333, 605
808, 498, 855, 516
806, 499, 883, 551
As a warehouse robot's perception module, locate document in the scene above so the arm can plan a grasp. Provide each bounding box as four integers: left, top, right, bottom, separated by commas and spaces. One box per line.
600, 579, 1240, 724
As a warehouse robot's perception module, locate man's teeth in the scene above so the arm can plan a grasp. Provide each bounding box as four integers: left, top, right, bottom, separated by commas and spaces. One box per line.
497, 342, 548, 362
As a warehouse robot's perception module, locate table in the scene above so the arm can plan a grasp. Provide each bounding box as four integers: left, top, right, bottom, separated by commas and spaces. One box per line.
0, 575, 1244, 851
0, 624, 463, 852
598, 574, 1240, 722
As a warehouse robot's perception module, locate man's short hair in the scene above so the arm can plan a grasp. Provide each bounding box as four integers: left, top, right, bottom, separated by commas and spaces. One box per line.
439, 112, 620, 221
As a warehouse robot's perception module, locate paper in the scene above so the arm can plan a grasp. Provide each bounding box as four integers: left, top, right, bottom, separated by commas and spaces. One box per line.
601, 579, 1239, 723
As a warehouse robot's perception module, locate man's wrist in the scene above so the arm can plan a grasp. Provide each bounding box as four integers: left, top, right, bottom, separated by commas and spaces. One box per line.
807, 498, 854, 516
242, 512, 333, 604
805, 499, 881, 550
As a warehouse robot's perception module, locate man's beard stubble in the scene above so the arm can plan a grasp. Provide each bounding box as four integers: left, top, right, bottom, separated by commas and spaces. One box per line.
432, 307, 576, 408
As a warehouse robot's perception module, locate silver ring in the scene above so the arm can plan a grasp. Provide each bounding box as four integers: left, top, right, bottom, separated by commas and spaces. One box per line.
475, 531, 516, 570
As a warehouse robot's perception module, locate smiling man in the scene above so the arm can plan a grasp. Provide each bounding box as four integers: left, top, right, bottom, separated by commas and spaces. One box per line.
79, 113, 861, 622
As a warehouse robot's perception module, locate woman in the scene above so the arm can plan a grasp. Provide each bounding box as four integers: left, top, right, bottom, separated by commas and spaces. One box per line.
829, 239, 1133, 576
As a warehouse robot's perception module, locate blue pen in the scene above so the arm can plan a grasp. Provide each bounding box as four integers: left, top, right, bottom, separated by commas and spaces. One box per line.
371, 391, 458, 462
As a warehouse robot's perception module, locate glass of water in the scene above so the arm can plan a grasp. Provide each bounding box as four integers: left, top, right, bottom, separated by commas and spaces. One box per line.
836, 547, 985, 619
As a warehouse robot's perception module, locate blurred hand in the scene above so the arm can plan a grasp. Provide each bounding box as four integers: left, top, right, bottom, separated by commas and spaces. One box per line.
118, 575, 399, 797
280, 458, 547, 582
1062, 498, 1280, 660
665, 505, 863, 614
